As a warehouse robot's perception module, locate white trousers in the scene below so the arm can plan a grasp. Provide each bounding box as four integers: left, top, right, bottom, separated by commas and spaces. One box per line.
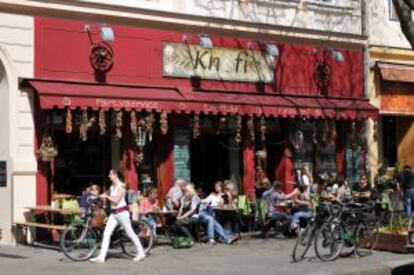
96, 211, 144, 260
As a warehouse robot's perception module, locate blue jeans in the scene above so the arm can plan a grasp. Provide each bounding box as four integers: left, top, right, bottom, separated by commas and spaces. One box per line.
141, 215, 157, 237
198, 211, 232, 242
263, 212, 292, 236
292, 211, 313, 223
404, 188, 414, 217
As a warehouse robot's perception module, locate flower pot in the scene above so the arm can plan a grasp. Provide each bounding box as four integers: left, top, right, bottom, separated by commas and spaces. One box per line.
375, 233, 408, 253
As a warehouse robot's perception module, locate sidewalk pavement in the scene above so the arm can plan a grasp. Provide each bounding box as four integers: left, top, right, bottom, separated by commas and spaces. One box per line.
0, 236, 413, 275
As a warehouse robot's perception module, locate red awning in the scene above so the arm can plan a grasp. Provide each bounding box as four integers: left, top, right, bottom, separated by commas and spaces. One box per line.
27, 80, 378, 120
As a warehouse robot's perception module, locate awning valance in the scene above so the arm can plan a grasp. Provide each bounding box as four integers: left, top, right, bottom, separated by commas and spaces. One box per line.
27, 80, 378, 120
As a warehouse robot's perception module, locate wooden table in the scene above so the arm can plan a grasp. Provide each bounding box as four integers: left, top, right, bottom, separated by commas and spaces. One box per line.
144, 210, 178, 243
25, 206, 83, 216
214, 206, 238, 212
146, 210, 178, 216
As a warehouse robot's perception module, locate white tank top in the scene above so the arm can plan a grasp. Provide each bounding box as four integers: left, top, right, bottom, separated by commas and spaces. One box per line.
110, 182, 127, 209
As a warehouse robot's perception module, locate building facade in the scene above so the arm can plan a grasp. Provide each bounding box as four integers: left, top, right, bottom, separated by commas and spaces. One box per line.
0, 0, 374, 244
366, 0, 414, 176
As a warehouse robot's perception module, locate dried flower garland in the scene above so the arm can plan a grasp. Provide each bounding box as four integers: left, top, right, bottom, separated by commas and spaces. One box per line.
247, 116, 255, 141
79, 110, 96, 141
115, 111, 123, 140
235, 115, 242, 143
145, 113, 155, 142
322, 120, 329, 143
260, 116, 266, 144
160, 111, 168, 135
130, 110, 137, 136
99, 109, 106, 135
38, 136, 58, 162
65, 108, 72, 134
193, 114, 200, 139
329, 120, 337, 147
311, 121, 318, 144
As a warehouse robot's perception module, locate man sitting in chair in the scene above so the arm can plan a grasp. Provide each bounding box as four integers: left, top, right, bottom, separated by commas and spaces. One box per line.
261, 181, 297, 238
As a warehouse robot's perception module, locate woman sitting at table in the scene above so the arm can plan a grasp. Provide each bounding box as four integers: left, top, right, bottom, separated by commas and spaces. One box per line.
139, 187, 160, 238
202, 181, 224, 210
291, 184, 312, 229
219, 180, 242, 237
176, 184, 238, 245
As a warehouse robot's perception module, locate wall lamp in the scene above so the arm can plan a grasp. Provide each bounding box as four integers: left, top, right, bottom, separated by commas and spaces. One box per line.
265, 44, 279, 57
331, 49, 344, 62
85, 24, 115, 43
183, 34, 214, 49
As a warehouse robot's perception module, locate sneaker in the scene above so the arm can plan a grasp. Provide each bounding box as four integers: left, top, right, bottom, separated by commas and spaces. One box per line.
89, 257, 105, 264
207, 239, 216, 246
133, 253, 145, 262
226, 235, 239, 245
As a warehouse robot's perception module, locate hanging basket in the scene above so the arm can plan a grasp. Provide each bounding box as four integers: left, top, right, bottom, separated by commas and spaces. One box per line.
38, 136, 58, 162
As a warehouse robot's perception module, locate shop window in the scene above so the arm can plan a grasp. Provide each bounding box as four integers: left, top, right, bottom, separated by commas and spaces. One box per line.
382, 116, 397, 167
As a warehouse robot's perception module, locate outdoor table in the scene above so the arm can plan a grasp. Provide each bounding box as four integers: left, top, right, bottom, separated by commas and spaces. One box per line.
144, 210, 178, 243
213, 206, 238, 212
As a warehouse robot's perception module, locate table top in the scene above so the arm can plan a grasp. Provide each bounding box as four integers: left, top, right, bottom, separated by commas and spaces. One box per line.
146, 210, 178, 215
25, 206, 82, 215
214, 206, 238, 212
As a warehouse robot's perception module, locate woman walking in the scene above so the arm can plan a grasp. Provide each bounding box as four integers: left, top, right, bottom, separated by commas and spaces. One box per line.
90, 169, 146, 263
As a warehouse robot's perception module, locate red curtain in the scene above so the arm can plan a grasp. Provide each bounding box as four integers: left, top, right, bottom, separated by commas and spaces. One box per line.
121, 147, 139, 191
243, 141, 256, 201
275, 148, 295, 194
156, 131, 174, 205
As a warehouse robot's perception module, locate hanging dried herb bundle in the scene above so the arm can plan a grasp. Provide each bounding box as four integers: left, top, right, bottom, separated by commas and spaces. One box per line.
145, 113, 155, 142
38, 136, 58, 162
79, 110, 96, 141
235, 114, 242, 143
311, 121, 318, 144
130, 110, 137, 136
65, 108, 72, 134
260, 116, 266, 144
99, 109, 106, 135
135, 152, 144, 164
322, 120, 329, 143
160, 111, 168, 135
115, 111, 123, 140
329, 120, 337, 147
193, 114, 200, 139
247, 116, 255, 141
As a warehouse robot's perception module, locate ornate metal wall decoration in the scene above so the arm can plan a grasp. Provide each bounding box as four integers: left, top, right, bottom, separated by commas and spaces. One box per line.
90, 41, 114, 73
313, 48, 332, 96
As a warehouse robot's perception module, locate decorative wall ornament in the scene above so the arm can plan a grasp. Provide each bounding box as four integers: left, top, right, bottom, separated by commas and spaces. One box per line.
115, 111, 123, 140
38, 136, 58, 162
160, 111, 168, 135
89, 41, 114, 73
99, 109, 106, 135
313, 48, 332, 96
145, 113, 155, 142
65, 108, 72, 134
79, 110, 96, 141
130, 110, 137, 136
235, 114, 242, 143
193, 114, 200, 139
247, 116, 255, 141
260, 116, 266, 144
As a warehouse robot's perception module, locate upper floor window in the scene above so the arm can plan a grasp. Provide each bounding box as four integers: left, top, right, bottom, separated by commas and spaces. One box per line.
389, 0, 399, 21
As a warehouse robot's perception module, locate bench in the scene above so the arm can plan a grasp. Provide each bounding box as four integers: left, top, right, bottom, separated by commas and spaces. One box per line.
13, 222, 66, 245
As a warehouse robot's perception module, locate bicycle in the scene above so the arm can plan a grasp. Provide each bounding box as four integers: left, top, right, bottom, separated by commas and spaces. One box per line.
59, 198, 154, 261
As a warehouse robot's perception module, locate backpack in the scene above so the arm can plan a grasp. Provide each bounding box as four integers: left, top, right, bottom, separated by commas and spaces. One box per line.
171, 236, 194, 249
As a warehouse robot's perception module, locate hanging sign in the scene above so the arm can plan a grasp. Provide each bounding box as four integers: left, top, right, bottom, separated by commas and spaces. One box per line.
163, 42, 275, 83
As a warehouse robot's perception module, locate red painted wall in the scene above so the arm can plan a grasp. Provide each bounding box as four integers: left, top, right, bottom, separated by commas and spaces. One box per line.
35, 17, 364, 99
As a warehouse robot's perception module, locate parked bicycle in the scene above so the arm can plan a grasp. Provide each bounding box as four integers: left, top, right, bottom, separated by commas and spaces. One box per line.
59, 197, 154, 261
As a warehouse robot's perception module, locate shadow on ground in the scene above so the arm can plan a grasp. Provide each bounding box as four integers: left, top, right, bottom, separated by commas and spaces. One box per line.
393, 263, 414, 275
0, 252, 27, 259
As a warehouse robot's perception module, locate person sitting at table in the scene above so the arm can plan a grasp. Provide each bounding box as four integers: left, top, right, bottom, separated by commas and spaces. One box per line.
176, 184, 238, 245
261, 181, 297, 238
126, 183, 140, 221
219, 180, 243, 237
291, 184, 312, 229
139, 187, 160, 238
165, 178, 186, 210
351, 174, 372, 203
79, 184, 101, 210
223, 180, 239, 208
202, 181, 224, 209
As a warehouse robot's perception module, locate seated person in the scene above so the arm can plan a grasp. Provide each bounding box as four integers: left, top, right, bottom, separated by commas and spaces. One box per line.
139, 187, 160, 237
292, 184, 312, 228
352, 174, 372, 203
126, 183, 140, 221
261, 181, 297, 237
165, 178, 186, 210
176, 184, 238, 245
202, 181, 224, 209
79, 184, 101, 210
220, 180, 243, 236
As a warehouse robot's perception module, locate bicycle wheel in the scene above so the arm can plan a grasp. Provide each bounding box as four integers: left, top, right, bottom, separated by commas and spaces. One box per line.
60, 222, 98, 261
314, 220, 343, 262
121, 220, 154, 257
292, 224, 315, 263
355, 219, 379, 257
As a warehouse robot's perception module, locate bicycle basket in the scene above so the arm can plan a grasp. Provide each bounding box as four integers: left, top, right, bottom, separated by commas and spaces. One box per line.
91, 210, 106, 229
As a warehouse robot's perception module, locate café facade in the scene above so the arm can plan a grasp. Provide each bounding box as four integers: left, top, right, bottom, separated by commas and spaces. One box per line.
25, 16, 378, 211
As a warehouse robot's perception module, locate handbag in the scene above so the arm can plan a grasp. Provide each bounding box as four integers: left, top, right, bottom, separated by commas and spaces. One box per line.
171, 236, 194, 249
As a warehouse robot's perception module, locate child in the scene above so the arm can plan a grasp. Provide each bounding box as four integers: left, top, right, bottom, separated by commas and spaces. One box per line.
139, 187, 160, 238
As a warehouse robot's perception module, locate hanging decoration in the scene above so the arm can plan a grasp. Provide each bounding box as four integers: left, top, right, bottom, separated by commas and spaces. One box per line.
130, 110, 137, 136
373, 121, 378, 142
322, 120, 329, 143
329, 120, 337, 147
193, 114, 200, 139
311, 121, 318, 144
160, 111, 168, 135
38, 136, 58, 162
260, 116, 266, 145
145, 113, 155, 142
290, 128, 304, 152
216, 116, 227, 135
65, 108, 72, 134
247, 116, 255, 142
99, 109, 106, 135
79, 110, 96, 141
235, 115, 242, 143
115, 111, 123, 140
